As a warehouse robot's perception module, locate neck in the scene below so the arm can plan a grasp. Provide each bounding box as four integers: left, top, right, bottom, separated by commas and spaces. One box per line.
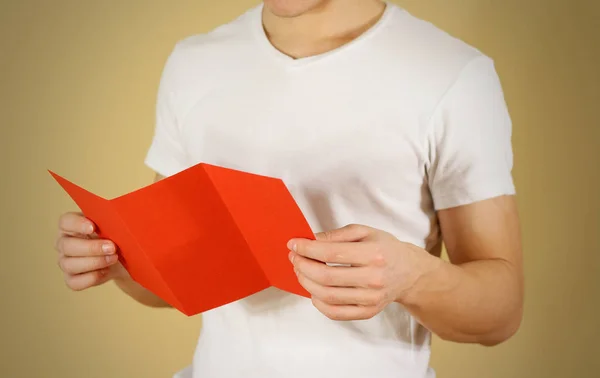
261, 0, 387, 59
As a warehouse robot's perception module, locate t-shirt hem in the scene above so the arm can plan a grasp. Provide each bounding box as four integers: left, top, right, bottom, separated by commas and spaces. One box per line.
432, 176, 516, 210
144, 149, 186, 178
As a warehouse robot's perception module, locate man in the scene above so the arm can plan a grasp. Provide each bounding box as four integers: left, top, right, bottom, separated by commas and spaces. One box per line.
54, 0, 524, 377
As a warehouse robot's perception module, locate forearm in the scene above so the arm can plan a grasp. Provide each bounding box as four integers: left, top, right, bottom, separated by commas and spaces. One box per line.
113, 276, 172, 309
401, 255, 523, 346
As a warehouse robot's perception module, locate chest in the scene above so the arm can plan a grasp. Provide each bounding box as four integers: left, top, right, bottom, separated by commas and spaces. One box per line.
179, 70, 427, 191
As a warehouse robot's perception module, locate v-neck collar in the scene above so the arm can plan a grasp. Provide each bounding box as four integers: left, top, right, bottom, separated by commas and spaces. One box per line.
250, 1, 397, 69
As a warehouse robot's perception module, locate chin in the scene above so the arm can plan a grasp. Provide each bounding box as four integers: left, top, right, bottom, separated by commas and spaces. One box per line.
263, 0, 328, 18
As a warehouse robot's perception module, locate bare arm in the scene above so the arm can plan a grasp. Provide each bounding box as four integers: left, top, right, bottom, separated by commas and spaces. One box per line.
113, 271, 171, 308
112, 173, 171, 308
287, 195, 523, 346
401, 195, 524, 345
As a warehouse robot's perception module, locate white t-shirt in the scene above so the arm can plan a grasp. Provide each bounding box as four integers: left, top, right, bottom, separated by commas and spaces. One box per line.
145, 3, 516, 378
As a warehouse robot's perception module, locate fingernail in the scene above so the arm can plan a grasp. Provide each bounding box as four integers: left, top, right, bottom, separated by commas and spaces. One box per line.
287, 240, 296, 252
105, 254, 117, 264
102, 243, 114, 254
288, 251, 294, 264
83, 222, 93, 234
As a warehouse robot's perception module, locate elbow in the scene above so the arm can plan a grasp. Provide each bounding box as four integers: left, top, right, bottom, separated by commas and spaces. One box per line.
477, 265, 525, 346
477, 306, 523, 346
437, 305, 524, 346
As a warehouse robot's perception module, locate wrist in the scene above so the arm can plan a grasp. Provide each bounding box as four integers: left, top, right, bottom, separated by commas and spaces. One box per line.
109, 262, 130, 281
395, 247, 445, 306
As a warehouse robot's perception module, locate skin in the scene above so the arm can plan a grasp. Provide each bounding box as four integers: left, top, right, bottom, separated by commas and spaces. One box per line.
56, 174, 169, 308
288, 195, 523, 346
54, 0, 524, 346
262, 0, 387, 59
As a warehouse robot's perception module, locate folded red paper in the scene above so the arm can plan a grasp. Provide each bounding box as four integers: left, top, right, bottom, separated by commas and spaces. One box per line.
49, 163, 314, 316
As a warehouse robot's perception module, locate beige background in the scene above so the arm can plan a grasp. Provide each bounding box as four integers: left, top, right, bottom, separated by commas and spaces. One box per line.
1, 0, 598, 377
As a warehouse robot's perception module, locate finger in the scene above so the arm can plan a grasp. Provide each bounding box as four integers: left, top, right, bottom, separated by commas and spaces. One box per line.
291, 239, 376, 266
58, 212, 95, 236
59, 255, 119, 275
64, 270, 111, 291
296, 272, 384, 306
292, 253, 380, 288
311, 297, 380, 321
56, 235, 116, 257
315, 224, 373, 242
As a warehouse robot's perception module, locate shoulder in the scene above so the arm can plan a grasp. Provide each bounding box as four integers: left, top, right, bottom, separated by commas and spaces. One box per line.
387, 5, 488, 70
161, 6, 259, 85
175, 8, 257, 58
382, 5, 500, 111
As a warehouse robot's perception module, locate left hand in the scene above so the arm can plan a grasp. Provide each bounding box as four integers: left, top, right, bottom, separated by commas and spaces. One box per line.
287, 224, 438, 321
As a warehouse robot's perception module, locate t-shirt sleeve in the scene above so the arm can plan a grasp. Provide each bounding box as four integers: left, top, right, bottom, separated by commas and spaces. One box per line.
144, 46, 189, 177
426, 56, 516, 210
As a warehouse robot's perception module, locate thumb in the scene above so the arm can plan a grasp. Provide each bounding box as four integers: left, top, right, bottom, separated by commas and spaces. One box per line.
315, 224, 372, 242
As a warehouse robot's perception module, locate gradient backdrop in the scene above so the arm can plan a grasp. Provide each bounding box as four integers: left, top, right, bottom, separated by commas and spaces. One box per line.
1, 0, 598, 377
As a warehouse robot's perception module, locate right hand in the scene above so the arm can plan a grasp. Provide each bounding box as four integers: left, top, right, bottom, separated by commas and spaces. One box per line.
55, 212, 128, 291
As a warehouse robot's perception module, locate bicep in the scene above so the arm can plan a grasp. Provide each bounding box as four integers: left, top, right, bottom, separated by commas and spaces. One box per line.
428, 58, 520, 265
437, 195, 522, 268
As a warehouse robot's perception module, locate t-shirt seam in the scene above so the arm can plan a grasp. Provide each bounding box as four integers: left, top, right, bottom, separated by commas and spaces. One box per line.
432, 172, 516, 210
163, 41, 202, 168
419, 54, 490, 180
250, 2, 398, 69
